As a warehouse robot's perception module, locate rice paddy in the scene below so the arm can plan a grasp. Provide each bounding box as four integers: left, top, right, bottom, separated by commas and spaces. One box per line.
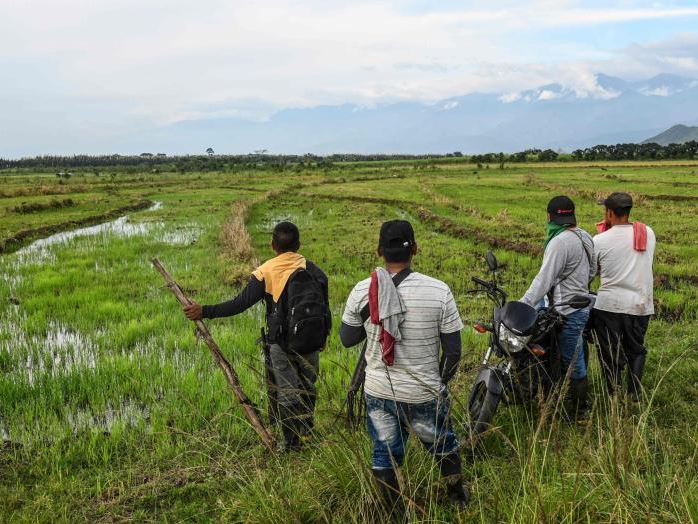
0, 161, 696, 522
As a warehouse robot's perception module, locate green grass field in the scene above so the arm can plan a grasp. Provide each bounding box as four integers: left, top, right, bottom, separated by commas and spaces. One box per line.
0, 161, 696, 522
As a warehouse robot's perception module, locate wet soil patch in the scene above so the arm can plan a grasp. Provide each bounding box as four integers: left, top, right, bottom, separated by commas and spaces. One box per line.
10, 198, 76, 214
290, 192, 542, 255
298, 192, 416, 207
654, 302, 687, 322
218, 185, 269, 193
655, 273, 698, 291
645, 194, 698, 202
416, 207, 541, 255
539, 184, 601, 201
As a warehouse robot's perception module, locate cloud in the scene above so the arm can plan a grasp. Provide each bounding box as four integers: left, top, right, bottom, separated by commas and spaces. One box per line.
556, 67, 622, 99
499, 92, 522, 103
639, 86, 671, 96
440, 101, 460, 110
608, 33, 698, 78
537, 89, 560, 100
535, 6, 698, 26
1, 1, 698, 154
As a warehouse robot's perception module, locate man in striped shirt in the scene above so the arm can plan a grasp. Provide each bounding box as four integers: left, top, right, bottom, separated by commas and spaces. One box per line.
340, 220, 469, 515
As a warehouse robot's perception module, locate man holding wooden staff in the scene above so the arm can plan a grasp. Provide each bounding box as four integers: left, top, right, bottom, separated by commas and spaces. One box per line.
184, 221, 331, 452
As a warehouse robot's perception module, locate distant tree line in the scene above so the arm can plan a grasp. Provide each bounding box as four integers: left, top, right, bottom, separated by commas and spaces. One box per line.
570, 141, 698, 161
0, 152, 459, 172
473, 142, 698, 163
0, 153, 281, 170
470, 149, 561, 165
1, 141, 696, 171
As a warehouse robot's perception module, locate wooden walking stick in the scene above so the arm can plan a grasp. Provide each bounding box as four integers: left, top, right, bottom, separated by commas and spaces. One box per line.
152, 258, 276, 452
344, 343, 367, 428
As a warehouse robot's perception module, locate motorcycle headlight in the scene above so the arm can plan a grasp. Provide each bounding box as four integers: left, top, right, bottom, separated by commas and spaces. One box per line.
498, 324, 531, 353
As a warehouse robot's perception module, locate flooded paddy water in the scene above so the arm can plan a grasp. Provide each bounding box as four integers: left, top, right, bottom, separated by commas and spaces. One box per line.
0, 201, 208, 443
0, 191, 267, 451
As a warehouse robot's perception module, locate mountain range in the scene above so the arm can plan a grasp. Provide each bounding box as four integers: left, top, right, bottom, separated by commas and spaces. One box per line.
145, 73, 698, 154
643, 124, 698, 146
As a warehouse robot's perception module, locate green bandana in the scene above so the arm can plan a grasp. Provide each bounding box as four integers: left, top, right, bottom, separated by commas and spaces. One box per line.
546, 222, 571, 247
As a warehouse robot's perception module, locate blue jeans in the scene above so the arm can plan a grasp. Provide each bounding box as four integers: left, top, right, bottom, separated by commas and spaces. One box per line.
558, 307, 590, 380
365, 392, 459, 470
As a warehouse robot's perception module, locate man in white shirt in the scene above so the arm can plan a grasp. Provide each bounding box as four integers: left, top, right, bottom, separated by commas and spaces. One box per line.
340, 220, 469, 515
592, 192, 656, 401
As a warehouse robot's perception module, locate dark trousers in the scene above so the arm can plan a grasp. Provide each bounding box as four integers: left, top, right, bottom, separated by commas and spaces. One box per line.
592, 310, 650, 397
269, 344, 319, 437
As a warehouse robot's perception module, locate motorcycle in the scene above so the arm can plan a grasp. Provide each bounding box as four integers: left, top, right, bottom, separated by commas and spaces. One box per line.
467, 251, 591, 438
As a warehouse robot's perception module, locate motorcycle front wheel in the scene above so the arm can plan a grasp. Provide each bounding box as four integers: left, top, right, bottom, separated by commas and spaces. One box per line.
468, 379, 501, 438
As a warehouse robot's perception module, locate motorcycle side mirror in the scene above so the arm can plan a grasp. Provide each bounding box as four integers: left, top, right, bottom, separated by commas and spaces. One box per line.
485, 250, 498, 272
567, 295, 592, 309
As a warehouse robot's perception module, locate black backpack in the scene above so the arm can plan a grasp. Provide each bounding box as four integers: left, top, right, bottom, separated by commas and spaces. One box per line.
271, 266, 330, 354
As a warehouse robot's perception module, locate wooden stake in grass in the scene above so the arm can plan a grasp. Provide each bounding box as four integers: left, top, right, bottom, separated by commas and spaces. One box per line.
151, 258, 276, 452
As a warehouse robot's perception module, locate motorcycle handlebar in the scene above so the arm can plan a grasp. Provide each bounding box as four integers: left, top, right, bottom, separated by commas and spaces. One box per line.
470, 275, 507, 304
471, 276, 490, 288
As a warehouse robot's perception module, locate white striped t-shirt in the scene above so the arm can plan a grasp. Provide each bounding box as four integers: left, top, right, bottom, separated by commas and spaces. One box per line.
342, 272, 464, 403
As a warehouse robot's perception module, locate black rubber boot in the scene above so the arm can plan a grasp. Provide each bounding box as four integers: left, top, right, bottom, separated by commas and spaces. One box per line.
602, 362, 622, 396
372, 468, 405, 521
300, 391, 316, 432
627, 354, 646, 402
438, 452, 470, 508
280, 421, 301, 452
567, 377, 590, 422
278, 404, 303, 452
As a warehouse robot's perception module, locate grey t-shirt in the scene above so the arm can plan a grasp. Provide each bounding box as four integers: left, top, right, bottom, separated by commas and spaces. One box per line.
342, 272, 464, 403
521, 228, 596, 316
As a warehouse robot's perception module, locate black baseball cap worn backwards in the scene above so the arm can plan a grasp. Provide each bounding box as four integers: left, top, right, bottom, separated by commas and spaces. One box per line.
379, 220, 416, 255
547, 195, 576, 225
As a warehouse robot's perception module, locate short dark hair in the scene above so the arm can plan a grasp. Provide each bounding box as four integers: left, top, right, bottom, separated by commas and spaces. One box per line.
383, 246, 412, 263
272, 221, 300, 252
608, 205, 632, 218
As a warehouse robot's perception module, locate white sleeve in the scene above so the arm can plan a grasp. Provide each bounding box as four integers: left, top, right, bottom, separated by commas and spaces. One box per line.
440, 288, 464, 334
341, 284, 365, 327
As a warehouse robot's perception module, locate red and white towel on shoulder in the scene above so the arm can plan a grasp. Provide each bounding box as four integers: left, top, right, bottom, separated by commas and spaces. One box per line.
596, 221, 648, 251
368, 267, 407, 366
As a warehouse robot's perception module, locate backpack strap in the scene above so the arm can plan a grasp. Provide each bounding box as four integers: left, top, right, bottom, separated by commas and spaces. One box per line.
568, 229, 593, 268
359, 267, 413, 323
277, 263, 317, 307
547, 229, 593, 304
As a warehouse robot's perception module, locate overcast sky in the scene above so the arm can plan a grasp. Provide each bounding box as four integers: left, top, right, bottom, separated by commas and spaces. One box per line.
2, 0, 698, 156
